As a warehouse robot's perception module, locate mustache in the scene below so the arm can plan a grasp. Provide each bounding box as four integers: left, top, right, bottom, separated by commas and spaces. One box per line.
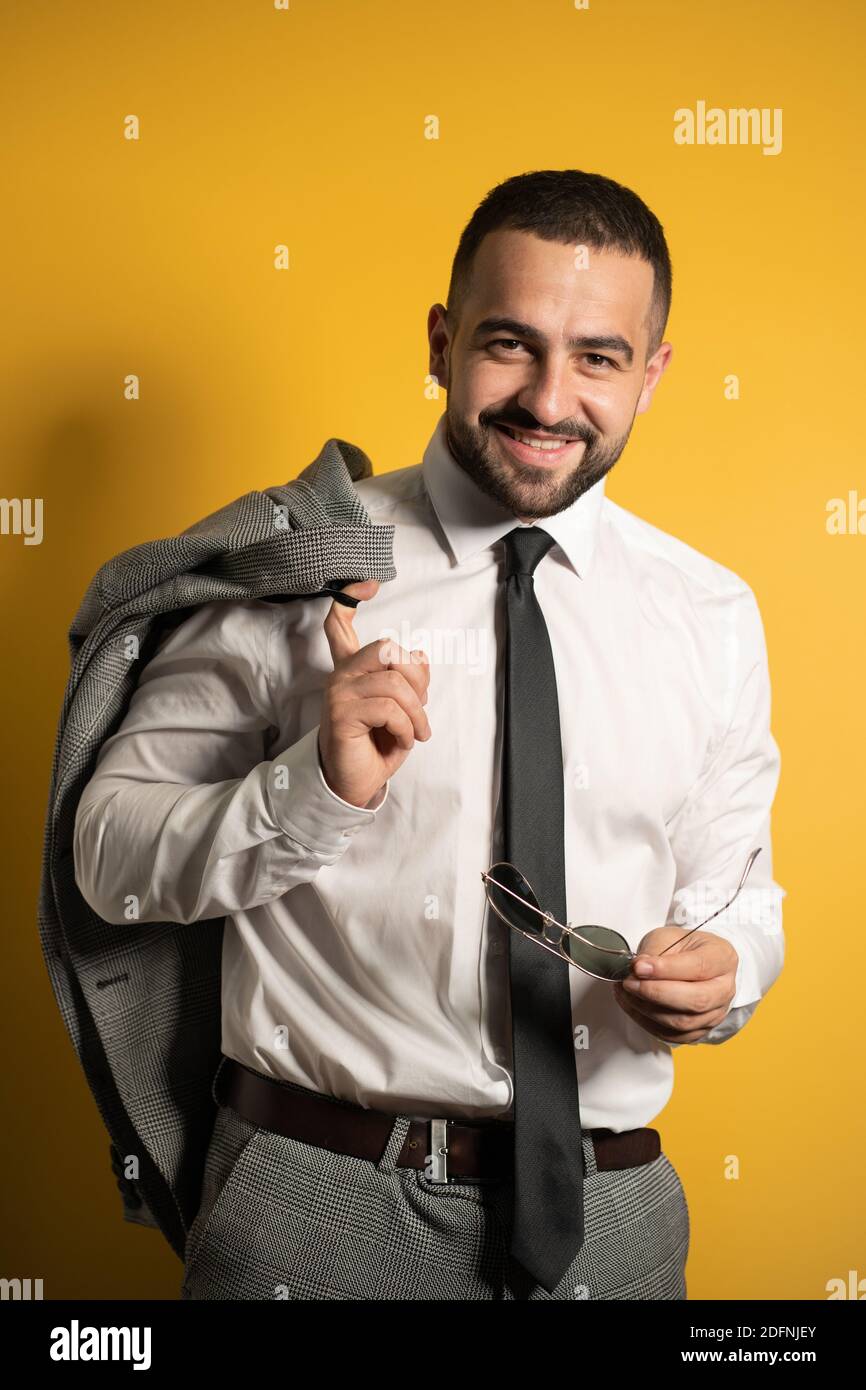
485, 416, 595, 445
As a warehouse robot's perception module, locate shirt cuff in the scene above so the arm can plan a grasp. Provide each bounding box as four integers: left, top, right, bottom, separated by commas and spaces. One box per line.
698, 923, 762, 1010
266, 725, 390, 857
661, 920, 761, 1049
663, 925, 762, 1048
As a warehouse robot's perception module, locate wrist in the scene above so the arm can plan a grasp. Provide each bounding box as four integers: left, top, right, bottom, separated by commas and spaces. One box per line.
316, 734, 387, 810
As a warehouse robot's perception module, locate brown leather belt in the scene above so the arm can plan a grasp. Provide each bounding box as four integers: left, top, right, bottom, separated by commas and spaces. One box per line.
217, 1058, 660, 1183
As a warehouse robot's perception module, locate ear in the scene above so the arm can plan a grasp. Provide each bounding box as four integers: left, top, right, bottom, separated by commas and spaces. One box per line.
635, 341, 674, 417
428, 303, 451, 392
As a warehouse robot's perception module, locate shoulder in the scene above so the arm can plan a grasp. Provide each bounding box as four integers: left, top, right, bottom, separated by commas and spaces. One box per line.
601, 495, 751, 601
600, 495, 770, 667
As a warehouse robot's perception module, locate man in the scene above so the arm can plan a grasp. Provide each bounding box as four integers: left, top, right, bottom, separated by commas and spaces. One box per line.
74, 168, 784, 1301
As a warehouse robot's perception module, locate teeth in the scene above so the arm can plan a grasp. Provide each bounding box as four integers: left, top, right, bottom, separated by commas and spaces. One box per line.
500, 425, 573, 451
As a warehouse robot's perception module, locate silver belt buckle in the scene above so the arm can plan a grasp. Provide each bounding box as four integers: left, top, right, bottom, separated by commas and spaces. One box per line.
426, 1118, 451, 1183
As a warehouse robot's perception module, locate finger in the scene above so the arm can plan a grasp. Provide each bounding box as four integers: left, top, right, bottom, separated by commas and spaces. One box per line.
619, 974, 732, 1016
341, 695, 416, 752
337, 635, 430, 691
614, 988, 727, 1042
634, 935, 733, 983
322, 580, 380, 667
345, 670, 431, 740
368, 640, 431, 706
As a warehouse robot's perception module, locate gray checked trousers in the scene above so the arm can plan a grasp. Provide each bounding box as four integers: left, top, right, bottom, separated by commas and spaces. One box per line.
181, 1074, 690, 1302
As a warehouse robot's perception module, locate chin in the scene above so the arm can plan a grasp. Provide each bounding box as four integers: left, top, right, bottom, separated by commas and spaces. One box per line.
502, 470, 577, 508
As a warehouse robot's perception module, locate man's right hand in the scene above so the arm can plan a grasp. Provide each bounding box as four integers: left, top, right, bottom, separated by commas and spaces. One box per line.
318, 579, 431, 808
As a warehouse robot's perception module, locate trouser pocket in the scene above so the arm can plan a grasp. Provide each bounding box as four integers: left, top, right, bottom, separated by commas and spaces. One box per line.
183, 1104, 261, 1283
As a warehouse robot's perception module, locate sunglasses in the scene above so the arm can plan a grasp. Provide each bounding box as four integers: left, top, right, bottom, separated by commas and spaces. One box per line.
480, 849, 762, 982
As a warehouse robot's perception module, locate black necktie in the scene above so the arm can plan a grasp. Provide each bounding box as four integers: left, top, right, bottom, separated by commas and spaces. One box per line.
500, 524, 585, 1293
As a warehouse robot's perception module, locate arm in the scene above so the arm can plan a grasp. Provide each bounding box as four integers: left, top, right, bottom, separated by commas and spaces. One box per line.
73, 600, 389, 926
668, 584, 785, 1043
615, 583, 785, 1046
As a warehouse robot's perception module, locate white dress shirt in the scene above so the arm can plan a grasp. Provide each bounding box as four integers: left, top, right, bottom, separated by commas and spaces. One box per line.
74, 410, 785, 1130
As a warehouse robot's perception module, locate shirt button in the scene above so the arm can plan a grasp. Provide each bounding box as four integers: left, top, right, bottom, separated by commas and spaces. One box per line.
490, 938, 505, 956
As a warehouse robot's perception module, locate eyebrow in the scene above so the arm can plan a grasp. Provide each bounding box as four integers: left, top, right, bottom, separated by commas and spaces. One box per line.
470, 316, 635, 367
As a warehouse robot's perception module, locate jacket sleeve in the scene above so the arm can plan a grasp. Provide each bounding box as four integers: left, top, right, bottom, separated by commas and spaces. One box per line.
664, 584, 785, 1047
73, 600, 389, 926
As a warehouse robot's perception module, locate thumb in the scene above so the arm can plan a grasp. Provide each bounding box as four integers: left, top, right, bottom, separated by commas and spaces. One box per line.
636, 925, 691, 956
322, 579, 380, 666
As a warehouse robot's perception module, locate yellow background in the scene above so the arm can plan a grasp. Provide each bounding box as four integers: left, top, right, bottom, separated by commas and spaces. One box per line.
1, 0, 863, 1300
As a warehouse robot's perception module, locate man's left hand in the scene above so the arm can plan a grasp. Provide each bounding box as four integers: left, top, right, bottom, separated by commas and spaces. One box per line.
613, 926, 739, 1044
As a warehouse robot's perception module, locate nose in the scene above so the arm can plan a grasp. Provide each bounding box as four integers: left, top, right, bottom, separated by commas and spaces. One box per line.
515, 352, 579, 431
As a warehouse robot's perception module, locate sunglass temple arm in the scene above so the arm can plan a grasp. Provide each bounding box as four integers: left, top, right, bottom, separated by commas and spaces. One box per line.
656, 848, 763, 956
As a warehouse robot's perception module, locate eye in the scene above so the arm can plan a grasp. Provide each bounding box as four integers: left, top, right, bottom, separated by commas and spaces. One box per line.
585, 353, 615, 368
490, 338, 528, 353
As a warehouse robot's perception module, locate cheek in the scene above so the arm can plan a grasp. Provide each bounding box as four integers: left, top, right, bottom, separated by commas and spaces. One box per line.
578, 381, 632, 432
473, 361, 529, 393
456, 366, 514, 417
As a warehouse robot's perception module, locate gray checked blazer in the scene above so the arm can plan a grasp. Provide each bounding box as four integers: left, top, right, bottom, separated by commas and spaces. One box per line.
37, 437, 396, 1259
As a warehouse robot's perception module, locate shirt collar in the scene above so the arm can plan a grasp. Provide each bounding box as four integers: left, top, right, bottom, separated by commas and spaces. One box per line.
420, 410, 607, 578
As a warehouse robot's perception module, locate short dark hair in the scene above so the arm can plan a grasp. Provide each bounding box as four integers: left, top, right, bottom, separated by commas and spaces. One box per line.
446, 169, 673, 360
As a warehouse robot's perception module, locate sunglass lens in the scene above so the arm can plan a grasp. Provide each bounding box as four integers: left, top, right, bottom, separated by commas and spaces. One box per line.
484, 863, 544, 937
563, 925, 633, 981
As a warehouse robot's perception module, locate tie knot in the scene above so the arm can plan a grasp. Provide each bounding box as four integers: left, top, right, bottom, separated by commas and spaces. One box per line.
502, 525, 556, 579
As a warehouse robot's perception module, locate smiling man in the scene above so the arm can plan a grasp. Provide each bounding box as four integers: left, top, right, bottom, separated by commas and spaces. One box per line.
439, 228, 663, 521
75, 169, 784, 1302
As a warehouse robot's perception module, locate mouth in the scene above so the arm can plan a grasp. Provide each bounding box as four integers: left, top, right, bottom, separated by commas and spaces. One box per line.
492, 422, 584, 467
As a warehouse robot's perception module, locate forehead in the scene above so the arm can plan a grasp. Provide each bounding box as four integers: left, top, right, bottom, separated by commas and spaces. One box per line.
465, 228, 654, 340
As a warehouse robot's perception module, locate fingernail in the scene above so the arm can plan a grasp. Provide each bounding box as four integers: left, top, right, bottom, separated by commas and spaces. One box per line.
634, 959, 653, 976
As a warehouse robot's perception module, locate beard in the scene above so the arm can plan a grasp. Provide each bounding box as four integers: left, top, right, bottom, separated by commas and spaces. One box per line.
445, 405, 634, 519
